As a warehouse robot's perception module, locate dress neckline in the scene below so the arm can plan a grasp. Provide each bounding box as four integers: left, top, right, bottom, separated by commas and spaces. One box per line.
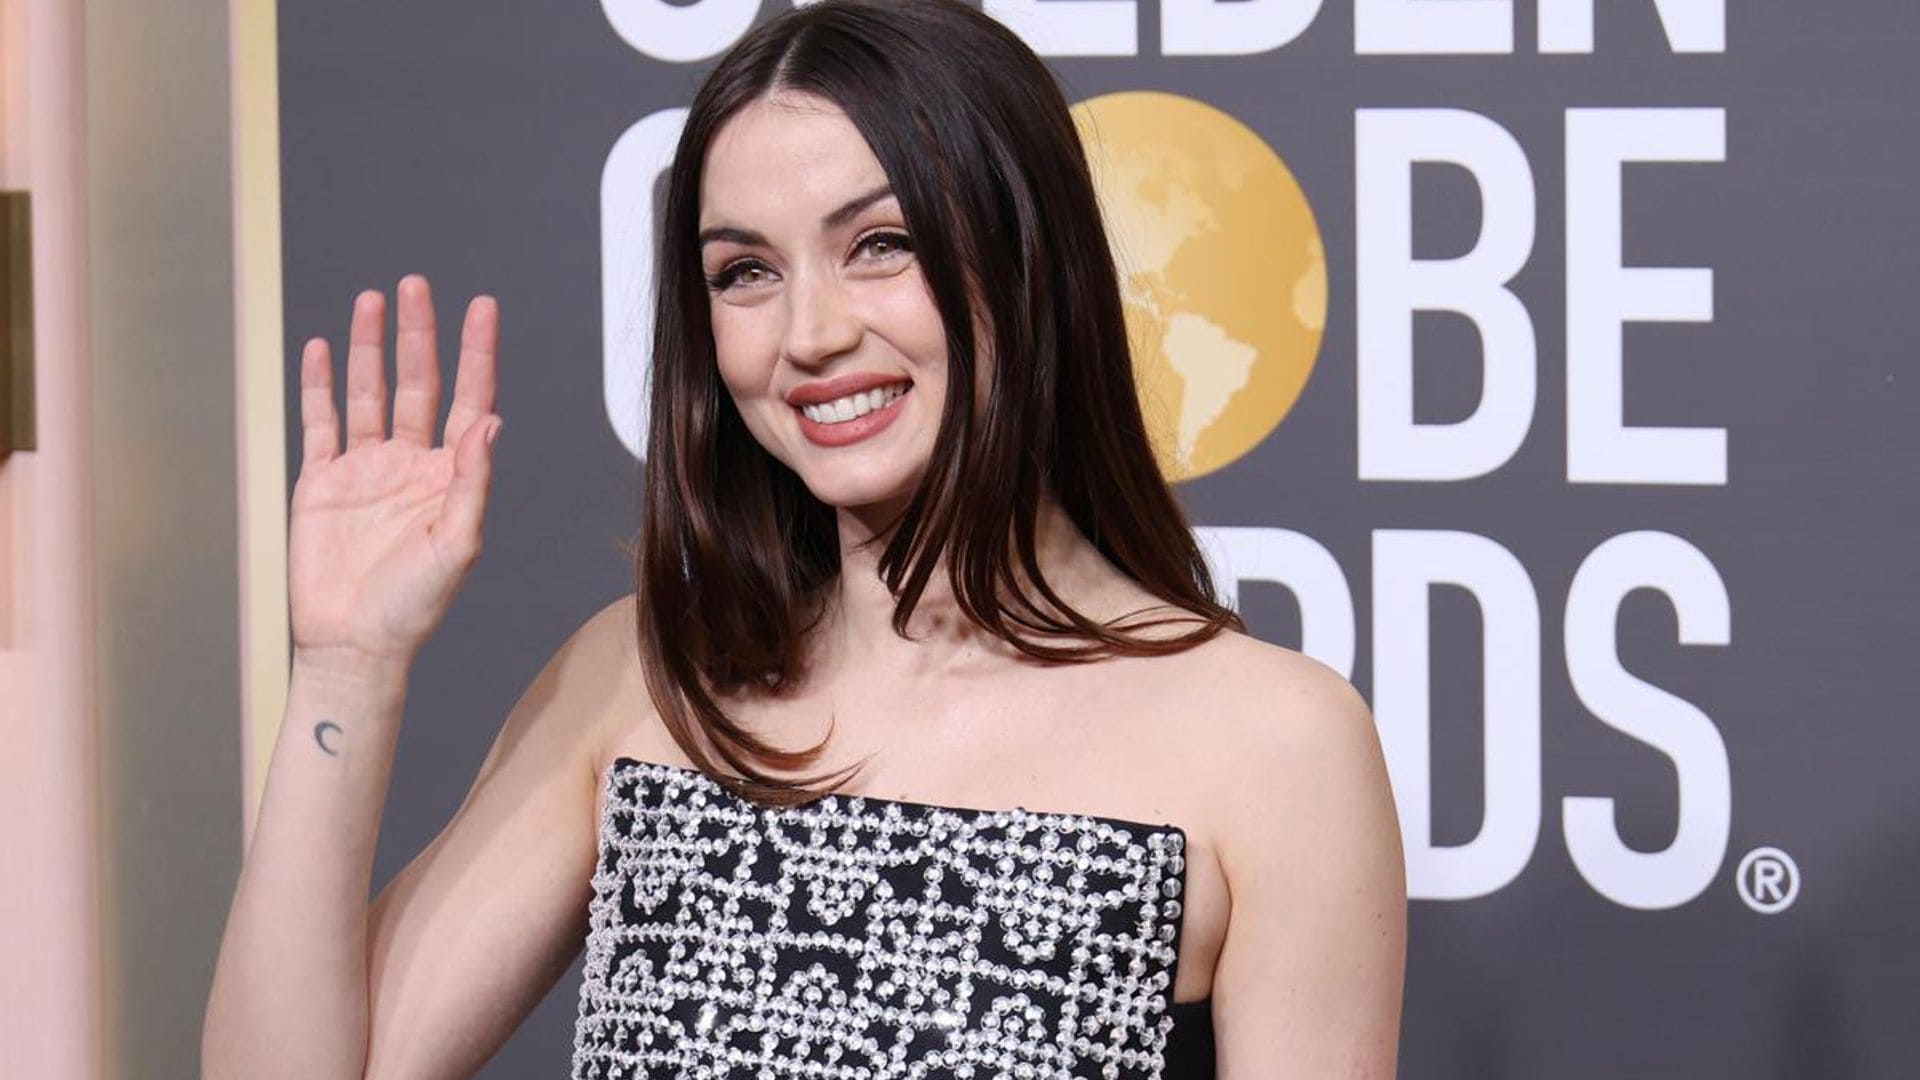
608, 754, 1189, 848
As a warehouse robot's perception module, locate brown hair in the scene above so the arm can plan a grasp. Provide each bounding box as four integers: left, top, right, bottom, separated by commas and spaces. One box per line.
634, 0, 1244, 805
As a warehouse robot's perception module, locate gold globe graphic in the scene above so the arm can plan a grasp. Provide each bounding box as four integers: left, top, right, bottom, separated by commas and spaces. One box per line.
1071, 91, 1326, 482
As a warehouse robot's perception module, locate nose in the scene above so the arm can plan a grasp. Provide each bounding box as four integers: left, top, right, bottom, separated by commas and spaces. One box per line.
780, 267, 862, 370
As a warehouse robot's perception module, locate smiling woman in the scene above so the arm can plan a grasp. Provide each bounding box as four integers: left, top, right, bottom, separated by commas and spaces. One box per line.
639, 0, 1254, 792
204, 1, 1403, 1078
600, 1, 1404, 1076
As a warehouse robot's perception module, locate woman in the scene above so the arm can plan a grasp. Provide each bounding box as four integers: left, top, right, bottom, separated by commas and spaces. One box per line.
204, 1, 1405, 1076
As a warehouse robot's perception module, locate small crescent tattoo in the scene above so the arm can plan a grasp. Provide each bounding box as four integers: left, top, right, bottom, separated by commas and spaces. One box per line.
314, 721, 343, 756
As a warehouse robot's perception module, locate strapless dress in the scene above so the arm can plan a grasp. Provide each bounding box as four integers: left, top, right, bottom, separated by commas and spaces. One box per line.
571, 756, 1215, 1078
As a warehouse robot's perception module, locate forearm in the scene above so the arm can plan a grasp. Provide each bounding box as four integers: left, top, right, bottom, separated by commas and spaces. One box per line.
203, 655, 410, 1080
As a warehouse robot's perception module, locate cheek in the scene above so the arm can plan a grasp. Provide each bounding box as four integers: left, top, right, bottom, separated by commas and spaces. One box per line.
872, 286, 998, 423
710, 311, 772, 396
895, 285, 950, 359
709, 315, 794, 456
867, 278, 953, 390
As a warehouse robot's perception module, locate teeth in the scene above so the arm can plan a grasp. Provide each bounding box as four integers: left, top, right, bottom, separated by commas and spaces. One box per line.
801, 383, 908, 425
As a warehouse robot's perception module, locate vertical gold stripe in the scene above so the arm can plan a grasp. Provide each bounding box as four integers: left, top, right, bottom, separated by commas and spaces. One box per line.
232, 0, 286, 843
2, 191, 35, 455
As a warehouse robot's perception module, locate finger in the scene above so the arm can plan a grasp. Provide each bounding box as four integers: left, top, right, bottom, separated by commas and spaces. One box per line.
344, 289, 389, 450
392, 274, 441, 448
443, 295, 498, 451
299, 337, 340, 466
439, 413, 502, 566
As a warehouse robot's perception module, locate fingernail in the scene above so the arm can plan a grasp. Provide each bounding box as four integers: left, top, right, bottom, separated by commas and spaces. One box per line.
485, 420, 502, 448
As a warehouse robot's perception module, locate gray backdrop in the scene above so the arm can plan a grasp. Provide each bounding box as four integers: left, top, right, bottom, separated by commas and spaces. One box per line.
280, 2, 1920, 1076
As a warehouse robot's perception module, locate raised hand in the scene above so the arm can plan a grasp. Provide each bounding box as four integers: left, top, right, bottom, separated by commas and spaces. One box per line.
288, 274, 503, 673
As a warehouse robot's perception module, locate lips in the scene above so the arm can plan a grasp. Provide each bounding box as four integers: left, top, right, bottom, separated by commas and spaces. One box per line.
794, 382, 912, 448
785, 372, 913, 408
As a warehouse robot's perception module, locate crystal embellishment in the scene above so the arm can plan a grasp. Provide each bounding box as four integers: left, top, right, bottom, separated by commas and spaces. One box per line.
571, 758, 1191, 1079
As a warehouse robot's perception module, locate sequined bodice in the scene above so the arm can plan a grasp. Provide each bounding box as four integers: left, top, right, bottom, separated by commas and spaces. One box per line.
571, 756, 1207, 1079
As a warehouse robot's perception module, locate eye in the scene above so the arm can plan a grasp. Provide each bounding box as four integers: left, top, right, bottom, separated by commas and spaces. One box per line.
704, 259, 774, 293
855, 230, 913, 262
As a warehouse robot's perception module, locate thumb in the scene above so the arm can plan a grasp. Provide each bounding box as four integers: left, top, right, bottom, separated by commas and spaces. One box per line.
441, 415, 501, 558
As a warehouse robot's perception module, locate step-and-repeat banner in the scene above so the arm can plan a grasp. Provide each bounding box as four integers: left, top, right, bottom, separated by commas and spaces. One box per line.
280, 3, 1918, 1075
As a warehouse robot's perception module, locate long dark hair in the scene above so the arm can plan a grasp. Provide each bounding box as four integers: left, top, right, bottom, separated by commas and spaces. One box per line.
635, 0, 1244, 805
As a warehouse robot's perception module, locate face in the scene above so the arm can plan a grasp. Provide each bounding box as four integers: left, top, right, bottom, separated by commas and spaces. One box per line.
698, 91, 956, 517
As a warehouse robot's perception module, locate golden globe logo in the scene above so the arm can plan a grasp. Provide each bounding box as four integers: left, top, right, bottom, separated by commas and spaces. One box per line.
1070, 92, 1325, 482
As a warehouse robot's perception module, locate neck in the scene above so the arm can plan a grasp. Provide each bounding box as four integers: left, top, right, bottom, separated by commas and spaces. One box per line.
820, 491, 1112, 680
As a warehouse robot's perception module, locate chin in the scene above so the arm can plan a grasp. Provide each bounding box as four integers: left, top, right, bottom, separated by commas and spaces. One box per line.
797, 467, 921, 516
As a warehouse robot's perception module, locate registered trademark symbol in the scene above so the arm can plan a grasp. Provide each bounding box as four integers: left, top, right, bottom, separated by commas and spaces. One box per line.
1735, 846, 1800, 913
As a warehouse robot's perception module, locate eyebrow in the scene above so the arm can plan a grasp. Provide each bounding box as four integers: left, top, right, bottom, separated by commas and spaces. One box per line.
698, 183, 897, 248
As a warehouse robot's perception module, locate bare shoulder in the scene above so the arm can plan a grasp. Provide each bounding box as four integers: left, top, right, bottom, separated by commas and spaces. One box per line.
568, 591, 656, 751
1176, 628, 1376, 758
498, 592, 655, 791
1171, 629, 1397, 867
1205, 629, 1367, 709
565, 589, 644, 684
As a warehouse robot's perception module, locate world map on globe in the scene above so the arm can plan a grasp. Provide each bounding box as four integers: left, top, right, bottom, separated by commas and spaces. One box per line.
1072, 91, 1326, 482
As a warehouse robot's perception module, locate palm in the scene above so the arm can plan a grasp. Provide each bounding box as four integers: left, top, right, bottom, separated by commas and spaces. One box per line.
291, 441, 459, 655
289, 276, 503, 665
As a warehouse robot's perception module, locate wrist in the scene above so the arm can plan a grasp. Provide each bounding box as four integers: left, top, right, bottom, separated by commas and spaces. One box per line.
291, 646, 413, 687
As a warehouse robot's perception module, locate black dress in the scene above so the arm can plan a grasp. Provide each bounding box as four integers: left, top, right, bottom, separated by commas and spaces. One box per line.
572, 757, 1215, 1078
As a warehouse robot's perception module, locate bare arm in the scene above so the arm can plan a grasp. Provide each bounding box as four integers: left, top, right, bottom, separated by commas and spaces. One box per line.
1208, 648, 1408, 1077
207, 273, 580, 1079
203, 655, 412, 1079
205, 597, 628, 1080
357, 597, 632, 1077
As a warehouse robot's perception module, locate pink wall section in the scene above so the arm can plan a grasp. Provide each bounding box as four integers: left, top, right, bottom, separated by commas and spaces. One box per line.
0, 0, 104, 1077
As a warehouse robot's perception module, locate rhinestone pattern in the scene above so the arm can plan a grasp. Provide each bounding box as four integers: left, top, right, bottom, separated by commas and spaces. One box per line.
571, 757, 1191, 1079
